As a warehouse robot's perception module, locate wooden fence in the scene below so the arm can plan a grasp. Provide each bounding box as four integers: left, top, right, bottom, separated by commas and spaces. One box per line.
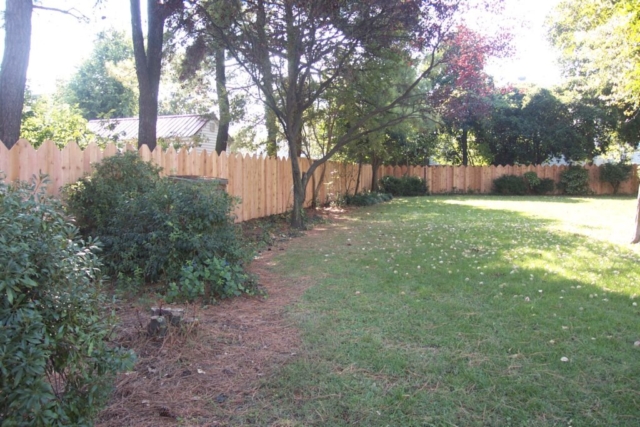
1, 140, 637, 223
0, 140, 371, 222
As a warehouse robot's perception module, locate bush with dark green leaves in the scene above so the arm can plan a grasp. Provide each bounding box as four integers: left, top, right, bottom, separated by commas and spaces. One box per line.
599, 162, 633, 194
523, 171, 555, 194
535, 178, 556, 194
64, 153, 253, 301
0, 176, 134, 427
492, 174, 527, 195
379, 175, 427, 196
341, 191, 393, 206
559, 166, 590, 195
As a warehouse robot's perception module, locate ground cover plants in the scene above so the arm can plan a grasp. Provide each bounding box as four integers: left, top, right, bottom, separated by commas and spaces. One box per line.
233, 195, 640, 426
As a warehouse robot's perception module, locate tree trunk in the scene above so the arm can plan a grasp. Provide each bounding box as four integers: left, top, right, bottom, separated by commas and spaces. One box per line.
256, 0, 278, 157
460, 127, 469, 166
632, 184, 640, 244
354, 161, 363, 194
0, 0, 33, 149
131, 0, 181, 151
311, 163, 327, 209
290, 155, 307, 229
215, 47, 230, 154
371, 155, 382, 191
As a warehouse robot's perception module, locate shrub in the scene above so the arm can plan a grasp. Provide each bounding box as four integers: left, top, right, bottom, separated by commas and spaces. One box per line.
0, 176, 134, 426
492, 175, 527, 195
535, 178, 556, 194
341, 191, 393, 206
379, 175, 427, 196
599, 162, 633, 194
559, 166, 590, 195
523, 171, 541, 193
522, 171, 555, 194
64, 153, 253, 301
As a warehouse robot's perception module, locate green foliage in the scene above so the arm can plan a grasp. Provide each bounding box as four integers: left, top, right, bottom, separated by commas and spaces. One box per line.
536, 178, 556, 195
0, 176, 134, 427
492, 174, 527, 195
599, 162, 632, 194
340, 191, 393, 207
60, 30, 138, 120
559, 165, 591, 195
64, 153, 251, 300
379, 176, 427, 197
21, 93, 92, 148
167, 257, 252, 303
523, 171, 555, 195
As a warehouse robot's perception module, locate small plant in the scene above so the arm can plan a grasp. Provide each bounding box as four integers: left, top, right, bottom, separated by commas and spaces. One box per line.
559, 166, 590, 195
523, 171, 540, 192
0, 176, 134, 426
379, 175, 427, 196
599, 162, 633, 194
167, 257, 253, 303
492, 174, 527, 195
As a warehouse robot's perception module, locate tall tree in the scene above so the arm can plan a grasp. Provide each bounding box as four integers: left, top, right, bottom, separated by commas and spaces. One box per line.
0, 1, 91, 149
61, 30, 138, 120
431, 26, 508, 166
549, 0, 640, 115
193, 0, 495, 228
130, 0, 183, 150
0, 0, 33, 149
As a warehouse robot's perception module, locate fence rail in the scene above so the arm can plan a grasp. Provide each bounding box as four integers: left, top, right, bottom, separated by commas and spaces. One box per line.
1, 140, 637, 222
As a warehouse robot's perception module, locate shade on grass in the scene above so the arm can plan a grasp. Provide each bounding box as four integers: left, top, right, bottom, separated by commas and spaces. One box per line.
242, 196, 640, 426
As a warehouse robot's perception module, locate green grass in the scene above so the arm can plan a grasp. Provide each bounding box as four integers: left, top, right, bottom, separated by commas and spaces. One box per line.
240, 196, 640, 426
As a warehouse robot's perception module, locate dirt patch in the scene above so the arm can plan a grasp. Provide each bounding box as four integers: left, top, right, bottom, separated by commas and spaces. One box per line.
97, 208, 349, 427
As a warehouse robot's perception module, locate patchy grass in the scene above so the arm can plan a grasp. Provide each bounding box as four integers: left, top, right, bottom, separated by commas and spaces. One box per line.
237, 196, 640, 426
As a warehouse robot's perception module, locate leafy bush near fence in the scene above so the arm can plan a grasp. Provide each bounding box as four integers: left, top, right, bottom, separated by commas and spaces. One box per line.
0, 176, 134, 427
379, 175, 427, 196
559, 166, 590, 195
492, 174, 527, 195
523, 171, 555, 194
340, 191, 393, 206
599, 162, 632, 194
64, 153, 254, 301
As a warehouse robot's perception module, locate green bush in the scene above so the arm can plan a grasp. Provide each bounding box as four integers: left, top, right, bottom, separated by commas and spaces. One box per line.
64, 153, 253, 301
0, 176, 134, 426
599, 162, 633, 194
522, 171, 555, 194
492, 174, 527, 195
559, 166, 590, 195
535, 178, 556, 194
379, 176, 427, 196
342, 191, 393, 206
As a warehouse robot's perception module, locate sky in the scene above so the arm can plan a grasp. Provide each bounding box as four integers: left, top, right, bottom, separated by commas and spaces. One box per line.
1, 0, 563, 95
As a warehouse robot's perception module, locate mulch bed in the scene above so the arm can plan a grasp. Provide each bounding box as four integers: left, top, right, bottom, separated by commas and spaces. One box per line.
96, 208, 348, 427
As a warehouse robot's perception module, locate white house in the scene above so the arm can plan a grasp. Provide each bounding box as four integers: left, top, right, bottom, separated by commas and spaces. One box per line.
87, 114, 219, 152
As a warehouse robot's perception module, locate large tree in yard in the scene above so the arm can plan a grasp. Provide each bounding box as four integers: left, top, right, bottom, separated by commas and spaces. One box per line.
549, 0, 640, 243
190, 0, 503, 228
130, 0, 184, 150
0, 0, 33, 149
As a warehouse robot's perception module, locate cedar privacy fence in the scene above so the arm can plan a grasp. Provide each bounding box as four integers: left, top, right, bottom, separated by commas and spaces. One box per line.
1, 140, 638, 222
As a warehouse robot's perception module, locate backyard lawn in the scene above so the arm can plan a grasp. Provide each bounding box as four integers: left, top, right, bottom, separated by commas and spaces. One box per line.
238, 196, 640, 426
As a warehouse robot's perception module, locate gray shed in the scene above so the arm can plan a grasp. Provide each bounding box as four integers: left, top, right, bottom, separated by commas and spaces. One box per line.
87, 114, 219, 152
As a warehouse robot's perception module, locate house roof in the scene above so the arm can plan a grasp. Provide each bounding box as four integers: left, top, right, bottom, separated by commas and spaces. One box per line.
87, 114, 216, 140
